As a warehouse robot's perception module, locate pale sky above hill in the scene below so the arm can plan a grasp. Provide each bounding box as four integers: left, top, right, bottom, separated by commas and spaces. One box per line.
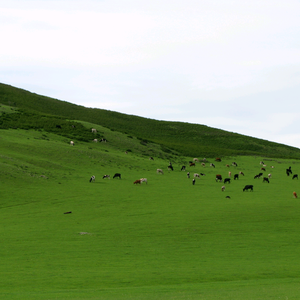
1, 0, 300, 149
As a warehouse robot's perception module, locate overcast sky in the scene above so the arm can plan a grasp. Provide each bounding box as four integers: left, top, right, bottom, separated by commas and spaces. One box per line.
1, 0, 300, 148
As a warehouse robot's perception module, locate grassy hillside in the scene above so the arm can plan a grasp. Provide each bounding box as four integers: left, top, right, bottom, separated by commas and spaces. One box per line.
1, 126, 300, 299
1, 82, 300, 159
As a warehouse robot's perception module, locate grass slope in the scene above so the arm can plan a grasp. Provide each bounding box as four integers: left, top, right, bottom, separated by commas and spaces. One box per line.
1, 126, 300, 299
1, 82, 300, 158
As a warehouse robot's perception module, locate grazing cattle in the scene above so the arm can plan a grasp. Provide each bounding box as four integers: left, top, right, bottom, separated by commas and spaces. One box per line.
261, 167, 266, 171
225, 195, 231, 198
192, 179, 196, 185
93, 139, 98, 142
56, 125, 62, 129
91, 128, 97, 133
157, 169, 164, 174
271, 166, 274, 168
293, 191, 298, 198
190, 162, 196, 167
193, 158, 199, 162
134, 179, 141, 184
215, 158, 221, 162
216, 174, 222, 182
140, 178, 148, 184
263, 177, 269, 183
210, 163, 215, 168
194, 173, 200, 178
149, 156, 154, 160
232, 162, 238, 167
228, 171, 231, 177
168, 165, 174, 171
221, 186, 226, 191
181, 166, 186, 171
286, 169, 292, 176
200, 173, 206, 176
292, 174, 298, 179
239, 171, 245, 176
187, 172, 190, 178
64, 211, 72, 214
102, 175, 110, 179
254, 173, 263, 179
70, 141, 74, 146
226, 164, 230, 168
224, 178, 231, 184
89, 175, 95, 182
243, 185, 253, 192
234, 174, 239, 180
201, 163, 206, 167
101, 138, 107, 142
268, 173, 272, 178
260, 161, 264, 165
113, 173, 121, 179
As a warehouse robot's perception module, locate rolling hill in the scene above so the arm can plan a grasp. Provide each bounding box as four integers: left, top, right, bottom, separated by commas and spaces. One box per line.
1, 82, 300, 159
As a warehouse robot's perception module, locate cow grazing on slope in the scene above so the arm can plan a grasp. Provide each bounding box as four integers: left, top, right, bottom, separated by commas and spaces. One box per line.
293, 191, 298, 198
134, 179, 141, 184
243, 185, 253, 191
70, 141, 74, 146
181, 166, 186, 171
157, 169, 164, 174
224, 178, 231, 184
168, 165, 174, 171
216, 174, 222, 182
113, 173, 121, 179
234, 174, 239, 180
292, 174, 298, 179
140, 178, 148, 184
263, 177, 269, 183
221, 186, 226, 191
103, 175, 110, 179
89, 175, 95, 182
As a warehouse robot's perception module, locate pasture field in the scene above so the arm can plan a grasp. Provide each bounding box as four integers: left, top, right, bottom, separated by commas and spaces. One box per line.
1, 128, 300, 299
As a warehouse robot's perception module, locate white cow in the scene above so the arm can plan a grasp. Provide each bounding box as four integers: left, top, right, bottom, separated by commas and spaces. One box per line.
70, 141, 74, 146
140, 178, 148, 184
157, 169, 164, 174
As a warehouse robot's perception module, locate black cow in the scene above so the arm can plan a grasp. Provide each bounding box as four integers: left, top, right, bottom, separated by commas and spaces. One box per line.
113, 173, 121, 179
234, 174, 239, 180
224, 178, 231, 184
292, 174, 298, 179
243, 185, 253, 191
263, 177, 269, 183
216, 174, 222, 182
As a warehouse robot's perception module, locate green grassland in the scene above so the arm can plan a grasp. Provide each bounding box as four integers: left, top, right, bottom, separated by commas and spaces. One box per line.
1, 126, 300, 299
1, 84, 300, 299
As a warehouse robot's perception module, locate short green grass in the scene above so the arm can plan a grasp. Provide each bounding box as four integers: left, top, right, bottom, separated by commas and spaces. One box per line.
1, 128, 300, 299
